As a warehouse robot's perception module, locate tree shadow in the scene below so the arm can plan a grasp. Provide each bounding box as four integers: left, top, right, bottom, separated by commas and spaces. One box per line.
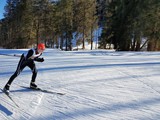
0, 104, 13, 116
38, 61, 160, 72
1, 61, 160, 76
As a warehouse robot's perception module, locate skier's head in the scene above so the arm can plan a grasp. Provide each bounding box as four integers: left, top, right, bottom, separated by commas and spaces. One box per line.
37, 43, 45, 53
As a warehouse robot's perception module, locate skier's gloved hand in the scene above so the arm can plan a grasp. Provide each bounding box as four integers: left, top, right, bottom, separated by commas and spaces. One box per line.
40, 58, 44, 62
34, 57, 44, 62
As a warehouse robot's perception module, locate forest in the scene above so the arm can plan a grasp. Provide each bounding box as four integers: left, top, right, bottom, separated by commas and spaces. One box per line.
0, 0, 160, 51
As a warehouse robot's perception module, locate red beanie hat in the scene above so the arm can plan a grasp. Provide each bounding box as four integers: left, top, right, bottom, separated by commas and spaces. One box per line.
38, 43, 45, 50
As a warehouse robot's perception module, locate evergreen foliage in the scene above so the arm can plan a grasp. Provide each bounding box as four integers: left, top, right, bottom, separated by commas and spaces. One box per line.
100, 0, 160, 51
0, 0, 159, 51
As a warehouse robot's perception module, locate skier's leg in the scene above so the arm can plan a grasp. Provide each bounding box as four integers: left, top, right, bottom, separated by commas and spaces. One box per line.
28, 62, 37, 88
4, 55, 25, 90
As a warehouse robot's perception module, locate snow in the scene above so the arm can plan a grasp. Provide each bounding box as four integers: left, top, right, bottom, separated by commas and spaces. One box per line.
0, 49, 160, 120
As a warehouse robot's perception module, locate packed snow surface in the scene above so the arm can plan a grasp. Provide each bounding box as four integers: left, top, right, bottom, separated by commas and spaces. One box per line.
0, 49, 160, 120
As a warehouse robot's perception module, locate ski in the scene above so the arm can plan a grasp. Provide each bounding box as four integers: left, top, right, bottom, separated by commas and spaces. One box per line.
0, 88, 19, 108
20, 86, 65, 95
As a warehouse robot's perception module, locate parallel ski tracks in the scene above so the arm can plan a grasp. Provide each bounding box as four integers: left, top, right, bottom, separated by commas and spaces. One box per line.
117, 69, 160, 96
0, 89, 44, 120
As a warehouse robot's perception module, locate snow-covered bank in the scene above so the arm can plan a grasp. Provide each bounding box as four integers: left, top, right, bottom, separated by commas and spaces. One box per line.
0, 49, 160, 120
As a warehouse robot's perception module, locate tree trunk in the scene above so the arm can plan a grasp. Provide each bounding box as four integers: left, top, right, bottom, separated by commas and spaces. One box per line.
91, 27, 93, 50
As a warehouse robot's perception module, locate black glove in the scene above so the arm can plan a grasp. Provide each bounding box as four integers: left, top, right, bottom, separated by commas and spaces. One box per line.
34, 57, 44, 62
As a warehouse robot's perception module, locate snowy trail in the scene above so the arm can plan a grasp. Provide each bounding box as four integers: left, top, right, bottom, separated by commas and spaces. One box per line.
0, 49, 160, 120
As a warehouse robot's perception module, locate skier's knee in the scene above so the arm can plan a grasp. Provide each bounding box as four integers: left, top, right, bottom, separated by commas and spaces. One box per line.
14, 71, 20, 76
33, 70, 37, 75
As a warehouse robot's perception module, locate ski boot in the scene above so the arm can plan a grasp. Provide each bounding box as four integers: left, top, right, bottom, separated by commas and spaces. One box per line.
3, 84, 10, 95
30, 82, 38, 89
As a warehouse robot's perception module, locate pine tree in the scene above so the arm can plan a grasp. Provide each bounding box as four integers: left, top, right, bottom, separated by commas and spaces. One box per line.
99, 0, 160, 51
73, 0, 97, 49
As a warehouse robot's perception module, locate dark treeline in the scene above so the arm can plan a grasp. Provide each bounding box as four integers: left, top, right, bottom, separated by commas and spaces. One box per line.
100, 0, 160, 51
0, 0, 160, 51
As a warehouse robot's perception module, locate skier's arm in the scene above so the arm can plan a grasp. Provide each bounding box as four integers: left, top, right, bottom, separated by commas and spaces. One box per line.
25, 49, 44, 62
30, 53, 42, 59
34, 57, 44, 62
26, 49, 41, 60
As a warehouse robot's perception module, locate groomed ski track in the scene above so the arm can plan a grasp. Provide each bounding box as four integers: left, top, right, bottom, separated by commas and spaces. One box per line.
0, 49, 160, 120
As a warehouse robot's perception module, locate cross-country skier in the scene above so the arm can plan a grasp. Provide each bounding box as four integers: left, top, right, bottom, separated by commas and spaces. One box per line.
3, 43, 45, 94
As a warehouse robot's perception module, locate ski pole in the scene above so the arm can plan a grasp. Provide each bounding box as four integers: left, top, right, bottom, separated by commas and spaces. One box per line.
0, 53, 21, 57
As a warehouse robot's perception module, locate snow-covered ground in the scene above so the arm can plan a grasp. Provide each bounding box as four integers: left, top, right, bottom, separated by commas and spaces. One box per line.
0, 49, 160, 120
